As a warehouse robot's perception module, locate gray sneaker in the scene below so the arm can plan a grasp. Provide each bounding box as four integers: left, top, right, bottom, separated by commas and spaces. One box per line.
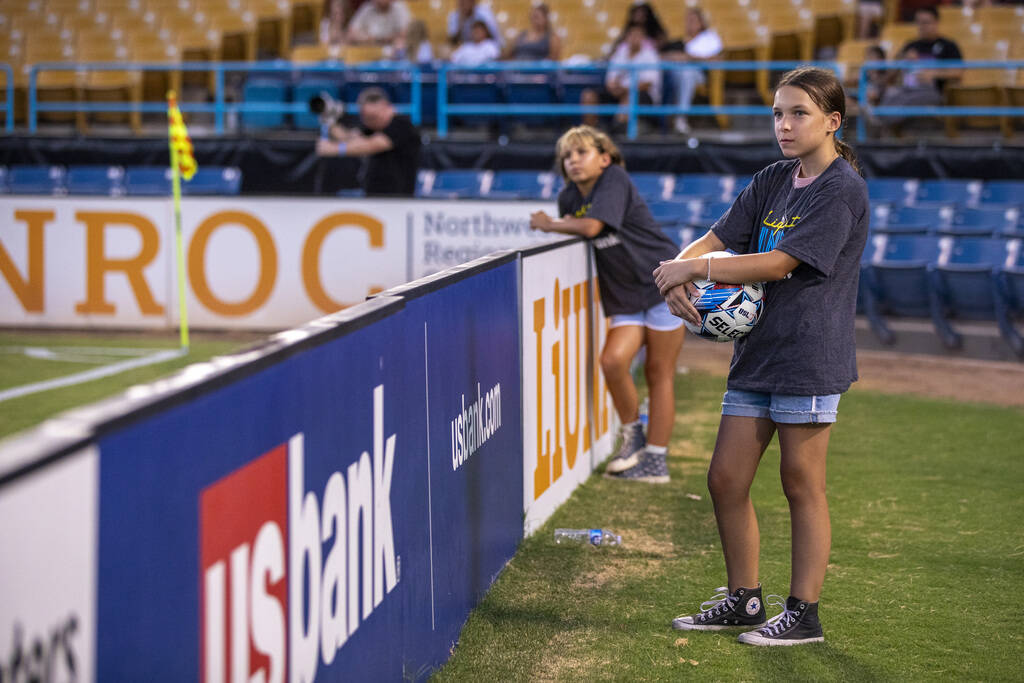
606, 448, 669, 483
672, 585, 766, 630
604, 422, 646, 474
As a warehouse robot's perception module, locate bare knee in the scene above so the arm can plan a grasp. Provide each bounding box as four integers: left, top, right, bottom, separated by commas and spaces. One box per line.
707, 462, 749, 505
780, 465, 826, 505
601, 346, 631, 379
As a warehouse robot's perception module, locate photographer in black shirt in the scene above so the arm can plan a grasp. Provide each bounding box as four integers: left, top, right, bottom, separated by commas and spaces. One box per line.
315, 87, 421, 196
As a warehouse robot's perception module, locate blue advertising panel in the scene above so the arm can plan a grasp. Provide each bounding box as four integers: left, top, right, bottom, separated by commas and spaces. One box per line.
91, 256, 522, 681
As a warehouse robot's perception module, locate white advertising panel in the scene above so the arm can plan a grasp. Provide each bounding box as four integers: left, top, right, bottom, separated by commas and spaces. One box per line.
0, 446, 98, 682
521, 241, 616, 536
0, 197, 556, 330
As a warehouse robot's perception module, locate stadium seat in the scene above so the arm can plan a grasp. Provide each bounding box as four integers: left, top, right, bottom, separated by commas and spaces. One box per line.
914, 179, 983, 207
556, 69, 605, 126
242, 78, 288, 129
866, 177, 918, 205
66, 165, 125, 196
647, 199, 691, 226
0, 167, 7, 193
632, 173, 675, 202
941, 207, 1018, 237
448, 72, 503, 128
7, 166, 67, 195
930, 236, 1023, 354
979, 181, 1024, 206
861, 233, 959, 347
416, 169, 490, 198
999, 239, 1024, 347
503, 70, 557, 126
674, 174, 734, 202
292, 78, 341, 130
489, 170, 560, 199
182, 167, 243, 196
690, 200, 734, 228
872, 205, 952, 234
124, 166, 172, 196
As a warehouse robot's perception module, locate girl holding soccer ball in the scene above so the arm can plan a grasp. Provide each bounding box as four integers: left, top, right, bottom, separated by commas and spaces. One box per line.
653, 66, 868, 645
529, 126, 685, 484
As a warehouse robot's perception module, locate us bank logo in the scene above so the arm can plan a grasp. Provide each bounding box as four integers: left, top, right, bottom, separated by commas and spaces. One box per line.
199, 385, 398, 683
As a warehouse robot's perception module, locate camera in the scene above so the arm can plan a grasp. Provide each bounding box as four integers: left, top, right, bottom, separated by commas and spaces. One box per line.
309, 91, 345, 126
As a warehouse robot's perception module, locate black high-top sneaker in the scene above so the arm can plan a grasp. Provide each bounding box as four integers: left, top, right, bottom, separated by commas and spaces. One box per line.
604, 421, 646, 474
672, 585, 767, 630
737, 596, 825, 646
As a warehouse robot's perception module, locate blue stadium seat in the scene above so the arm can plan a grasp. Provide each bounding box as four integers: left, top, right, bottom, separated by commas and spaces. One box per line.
979, 180, 1024, 206
731, 175, 753, 197
931, 236, 1023, 354
690, 200, 733, 228
873, 204, 952, 233
557, 69, 604, 126
914, 179, 982, 206
674, 174, 732, 202
416, 169, 489, 198
293, 78, 342, 130
632, 173, 675, 202
674, 225, 710, 249
866, 177, 917, 204
489, 170, 559, 199
66, 165, 125, 196
242, 78, 288, 129
503, 71, 556, 126
0, 166, 7, 193
448, 72, 502, 128
941, 207, 1017, 237
124, 166, 172, 196
647, 199, 690, 226
182, 167, 242, 195
999, 240, 1024, 340
862, 234, 958, 347
8, 165, 66, 195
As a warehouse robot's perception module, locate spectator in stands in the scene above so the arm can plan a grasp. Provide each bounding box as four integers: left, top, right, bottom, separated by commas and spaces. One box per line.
863, 44, 892, 106
345, 0, 411, 45
449, 19, 501, 65
448, 0, 503, 47
661, 7, 722, 135
315, 87, 421, 196
503, 3, 561, 61
877, 6, 961, 133
391, 19, 434, 63
609, 2, 668, 54
582, 23, 661, 134
320, 0, 350, 45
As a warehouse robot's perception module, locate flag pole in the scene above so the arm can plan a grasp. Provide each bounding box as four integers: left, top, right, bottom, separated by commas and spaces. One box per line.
168, 92, 190, 350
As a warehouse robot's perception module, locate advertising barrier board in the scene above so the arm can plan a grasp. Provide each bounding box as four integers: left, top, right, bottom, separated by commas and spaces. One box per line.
0, 197, 555, 330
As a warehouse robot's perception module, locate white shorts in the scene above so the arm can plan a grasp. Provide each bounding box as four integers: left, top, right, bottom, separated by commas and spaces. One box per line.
609, 301, 684, 331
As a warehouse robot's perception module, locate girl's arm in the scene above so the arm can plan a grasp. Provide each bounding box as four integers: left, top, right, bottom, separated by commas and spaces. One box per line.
530, 211, 603, 238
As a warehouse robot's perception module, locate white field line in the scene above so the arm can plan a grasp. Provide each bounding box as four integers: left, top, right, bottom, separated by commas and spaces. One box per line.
0, 347, 188, 403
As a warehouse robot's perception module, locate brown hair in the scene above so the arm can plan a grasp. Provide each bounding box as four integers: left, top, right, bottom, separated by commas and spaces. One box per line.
554, 125, 625, 180
776, 66, 861, 175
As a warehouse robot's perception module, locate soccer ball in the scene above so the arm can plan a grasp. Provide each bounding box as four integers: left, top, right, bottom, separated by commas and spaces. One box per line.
683, 251, 765, 342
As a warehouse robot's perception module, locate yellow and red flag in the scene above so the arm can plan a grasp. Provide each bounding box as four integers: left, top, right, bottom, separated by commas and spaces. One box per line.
167, 91, 197, 181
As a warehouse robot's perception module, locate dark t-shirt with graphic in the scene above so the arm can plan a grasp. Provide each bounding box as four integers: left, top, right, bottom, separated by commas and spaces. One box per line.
557, 164, 681, 316
711, 157, 869, 395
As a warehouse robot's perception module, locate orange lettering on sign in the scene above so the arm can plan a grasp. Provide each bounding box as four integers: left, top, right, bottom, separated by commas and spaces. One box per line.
74, 211, 164, 316
301, 212, 384, 313
0, 210, 53, 312
188, 211, 277, 317
532, 296, 550, 498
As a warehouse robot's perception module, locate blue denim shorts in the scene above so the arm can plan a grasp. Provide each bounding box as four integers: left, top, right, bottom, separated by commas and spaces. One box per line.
609, 301, 684, 332
721, 389, 841, 424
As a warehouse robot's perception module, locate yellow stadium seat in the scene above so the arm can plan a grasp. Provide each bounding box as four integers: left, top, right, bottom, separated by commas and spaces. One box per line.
943, 39, 1011, 138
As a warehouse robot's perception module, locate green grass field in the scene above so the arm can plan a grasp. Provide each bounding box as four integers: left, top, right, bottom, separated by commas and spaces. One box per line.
0, 330, 263, 439
437, 371, 1024, 681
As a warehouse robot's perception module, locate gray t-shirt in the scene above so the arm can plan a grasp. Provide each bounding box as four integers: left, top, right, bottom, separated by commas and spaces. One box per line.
558, 164, 681, 316
711, 157, 868, 395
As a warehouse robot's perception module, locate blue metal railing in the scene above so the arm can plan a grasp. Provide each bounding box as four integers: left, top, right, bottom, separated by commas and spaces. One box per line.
26, 61, 423, 134
856, 59, 1024, 141
1, 63, 14, 133
13, 59, 1024, 140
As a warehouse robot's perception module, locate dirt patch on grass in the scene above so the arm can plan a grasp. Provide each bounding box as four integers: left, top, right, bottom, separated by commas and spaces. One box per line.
530, 628, 613, 681
679, 340, 1024, 408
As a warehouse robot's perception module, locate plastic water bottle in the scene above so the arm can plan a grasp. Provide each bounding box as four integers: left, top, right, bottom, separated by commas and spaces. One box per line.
554, 528, 622, 546
639, 397, 649, 427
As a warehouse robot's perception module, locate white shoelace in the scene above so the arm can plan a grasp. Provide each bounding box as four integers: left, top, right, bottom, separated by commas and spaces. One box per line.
760, 595, 795, 635
680, 586, 736, 620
